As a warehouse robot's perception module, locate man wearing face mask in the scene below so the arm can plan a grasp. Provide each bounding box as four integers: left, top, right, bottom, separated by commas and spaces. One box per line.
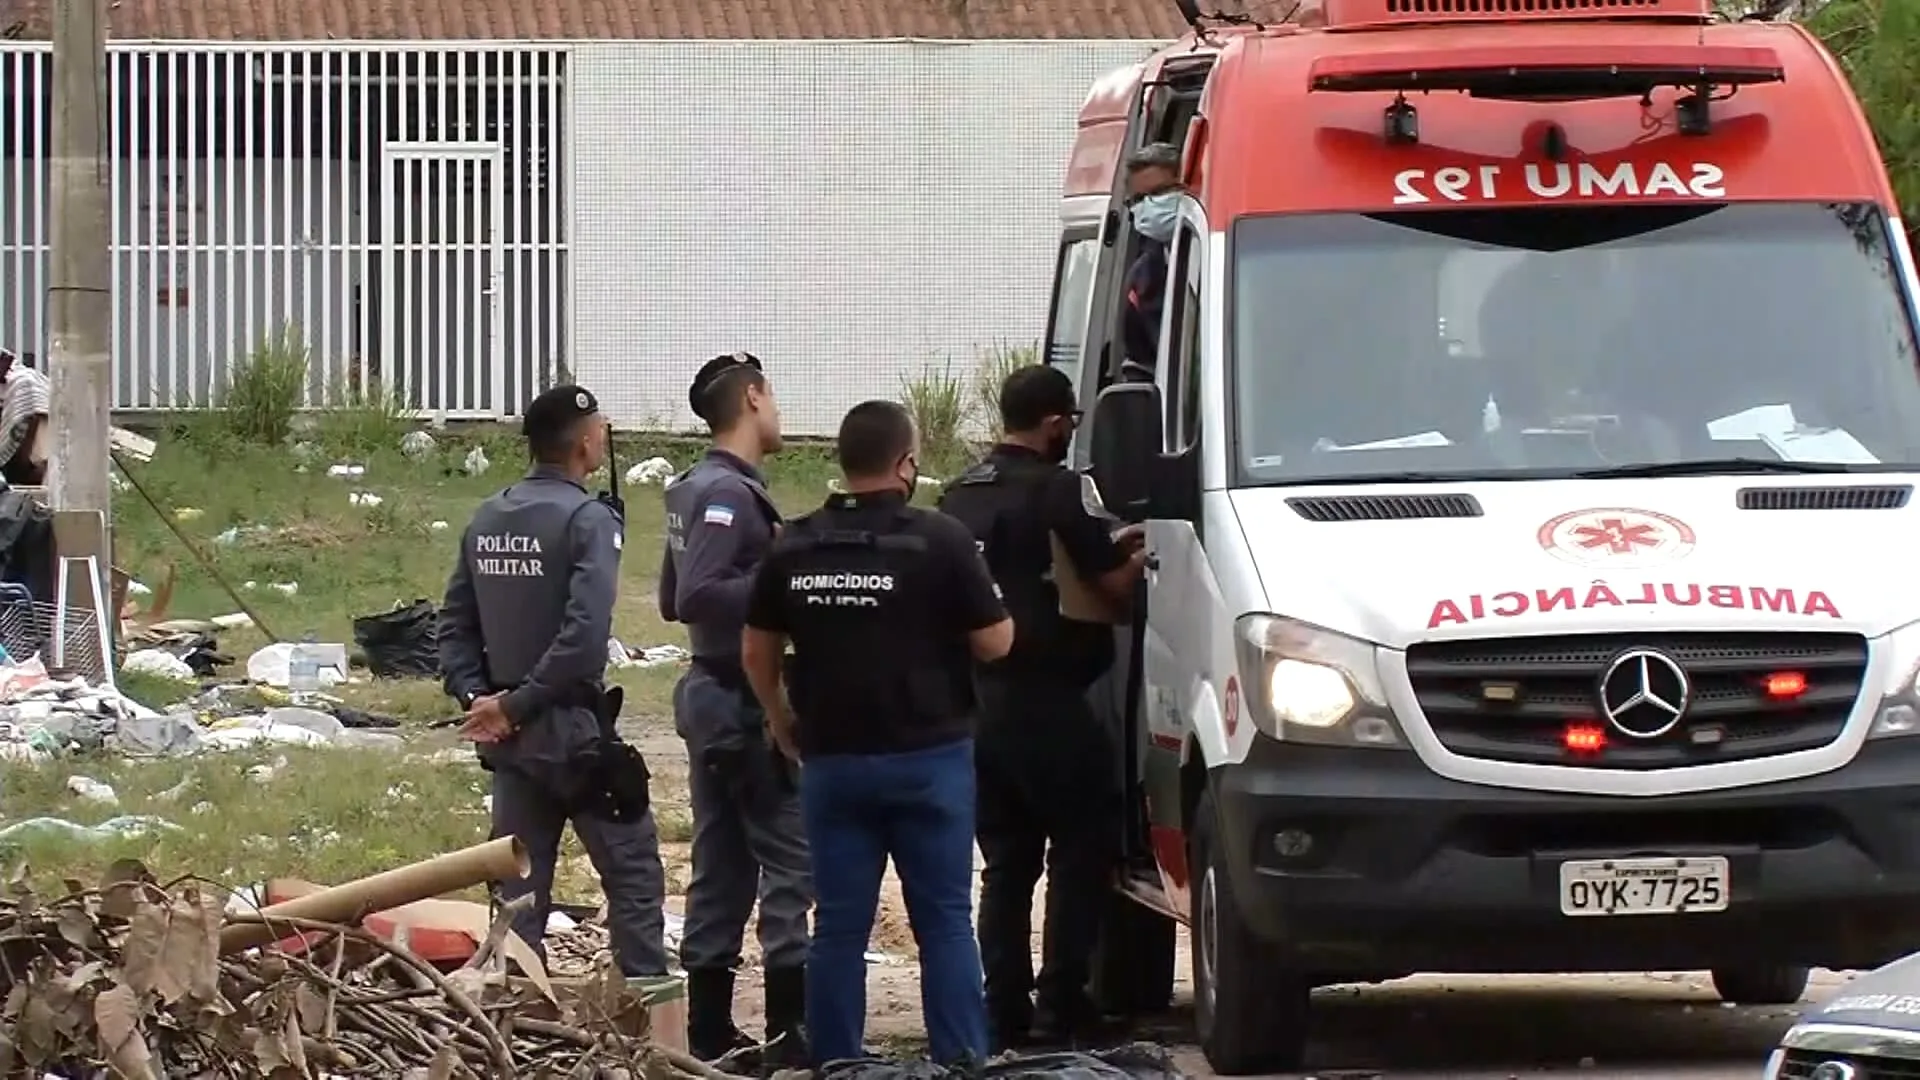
1120, 142, 1184, 383
742, 400, 1014, 1067
937, 365, 1147, 1051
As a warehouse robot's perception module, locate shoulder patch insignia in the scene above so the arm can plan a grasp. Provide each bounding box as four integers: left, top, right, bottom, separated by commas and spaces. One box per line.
704, 505, 736, 527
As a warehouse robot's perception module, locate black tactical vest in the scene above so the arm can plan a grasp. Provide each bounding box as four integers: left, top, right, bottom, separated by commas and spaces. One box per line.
937, 452, 1109, 685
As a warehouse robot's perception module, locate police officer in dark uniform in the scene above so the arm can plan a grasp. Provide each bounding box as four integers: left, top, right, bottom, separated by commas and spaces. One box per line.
439, 384, 668, 980
658, 353, 812, 1067
937, 365, 1146, 1050
740, 400, 1013, 1067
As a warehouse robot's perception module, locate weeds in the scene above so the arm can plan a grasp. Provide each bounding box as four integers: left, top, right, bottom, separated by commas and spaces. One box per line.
899, 361, 974, 477
315, 377, 412, 457
212, 323, 311, 447
973, 341, 1041, 443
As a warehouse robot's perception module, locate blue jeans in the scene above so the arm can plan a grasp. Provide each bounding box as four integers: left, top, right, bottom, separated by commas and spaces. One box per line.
801, 738, 987, 1066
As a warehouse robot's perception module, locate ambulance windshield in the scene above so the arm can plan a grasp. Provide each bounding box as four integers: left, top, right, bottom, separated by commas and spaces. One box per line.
1230, 202, 1920, 484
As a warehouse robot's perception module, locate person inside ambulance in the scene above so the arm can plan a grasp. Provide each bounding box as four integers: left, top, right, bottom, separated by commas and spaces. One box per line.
1118, 142, 1184, 383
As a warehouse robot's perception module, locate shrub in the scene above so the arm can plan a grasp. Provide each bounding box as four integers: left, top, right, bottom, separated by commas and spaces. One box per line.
973, 341, 1041, 443
899, 361, 975, 478
316, 377, 412, 457
214, 323, 310, 446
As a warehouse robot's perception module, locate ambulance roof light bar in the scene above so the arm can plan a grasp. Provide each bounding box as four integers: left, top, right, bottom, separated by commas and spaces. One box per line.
1308, 43, 1786, 142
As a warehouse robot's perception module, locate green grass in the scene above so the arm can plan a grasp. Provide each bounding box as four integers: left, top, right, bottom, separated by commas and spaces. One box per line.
4, 420, 840, 887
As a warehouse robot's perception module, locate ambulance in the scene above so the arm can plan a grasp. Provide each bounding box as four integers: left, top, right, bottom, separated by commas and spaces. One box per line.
1044, 0, 1920, 1072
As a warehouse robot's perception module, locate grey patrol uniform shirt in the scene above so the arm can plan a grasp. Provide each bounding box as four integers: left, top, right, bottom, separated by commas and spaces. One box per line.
657, 449, 780, 663
440, 462, 624, 770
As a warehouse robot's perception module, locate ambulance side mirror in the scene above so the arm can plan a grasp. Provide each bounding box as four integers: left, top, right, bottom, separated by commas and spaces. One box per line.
1086, 382, 1161, 522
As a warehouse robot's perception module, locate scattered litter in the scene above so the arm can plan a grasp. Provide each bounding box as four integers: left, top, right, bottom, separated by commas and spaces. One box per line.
65, 774, 118, 804
123, 647, 195, 682
212, 523, 273, 546
626, 456, 676, 485
609, 641, 691, 669
172, 506, 204, 521
211, 611, 253, 629
430, 519, 450, 531
326, 462, 367, 478
353, 600, 441, 679
0, 814, 179, 843
126, 579, 151, 596
246, 641, 345, 688
400, 429, 438, 458
349, 491, 384, 508
268, 581, 298, 596
108, 471, 130, 492
464, 445, 491, 476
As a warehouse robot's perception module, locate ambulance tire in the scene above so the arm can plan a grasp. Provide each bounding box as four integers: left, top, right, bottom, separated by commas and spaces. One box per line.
1191, 790, 1310, 1075
1089, 889, 1177, 1016
1711, 964, 1810, 1006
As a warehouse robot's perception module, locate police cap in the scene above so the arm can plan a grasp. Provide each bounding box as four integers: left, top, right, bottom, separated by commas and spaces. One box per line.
689, 351, 764, 422
522, 384, 600, 443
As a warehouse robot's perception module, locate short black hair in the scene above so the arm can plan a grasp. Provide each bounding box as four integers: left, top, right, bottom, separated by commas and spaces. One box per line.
530, 412, 592, 464
999, 364, 1078, 432
691, 353, 766, 433
837, 400, 916, 477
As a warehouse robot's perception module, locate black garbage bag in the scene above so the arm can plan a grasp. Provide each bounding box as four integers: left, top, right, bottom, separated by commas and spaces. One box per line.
352, 600, 441, 679
818, 1044, 1183, 1080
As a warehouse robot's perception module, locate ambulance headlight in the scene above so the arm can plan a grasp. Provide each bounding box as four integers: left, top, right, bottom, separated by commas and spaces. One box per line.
1870, 617, 1920, 739
1234, 614, 1402, 748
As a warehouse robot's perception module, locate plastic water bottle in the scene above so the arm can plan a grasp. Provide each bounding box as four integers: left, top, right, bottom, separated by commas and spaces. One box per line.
289, 634, 321, 692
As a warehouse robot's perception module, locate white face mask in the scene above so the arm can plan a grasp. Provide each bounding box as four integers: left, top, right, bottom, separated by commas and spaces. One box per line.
1129, 192, 1181, 243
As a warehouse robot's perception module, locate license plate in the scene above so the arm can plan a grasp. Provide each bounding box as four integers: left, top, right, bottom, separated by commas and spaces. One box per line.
1558, 856, 1729, 916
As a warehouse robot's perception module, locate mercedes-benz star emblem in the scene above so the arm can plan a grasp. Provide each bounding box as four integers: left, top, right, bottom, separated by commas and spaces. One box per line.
1597, 648, 1691, 740
1811, 1061, 1859, 1080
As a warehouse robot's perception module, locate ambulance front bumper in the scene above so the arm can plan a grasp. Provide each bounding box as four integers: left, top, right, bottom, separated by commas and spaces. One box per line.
1211, 737, 1920, 974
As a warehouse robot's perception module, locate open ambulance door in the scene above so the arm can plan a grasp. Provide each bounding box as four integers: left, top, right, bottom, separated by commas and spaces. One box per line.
1076, 52, 1215, 1016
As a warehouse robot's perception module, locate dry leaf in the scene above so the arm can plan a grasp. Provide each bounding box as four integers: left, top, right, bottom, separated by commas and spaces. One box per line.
503, 930, 558, 1004
55, 904, 101, 949
293, 981, 329, 1033
93, 983, 158, 1080
426, 1043, 460, 1080
122, 891, 221, 1005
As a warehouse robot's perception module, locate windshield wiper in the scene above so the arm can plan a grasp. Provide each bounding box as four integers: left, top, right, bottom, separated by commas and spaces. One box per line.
1572, 458, 1879, 479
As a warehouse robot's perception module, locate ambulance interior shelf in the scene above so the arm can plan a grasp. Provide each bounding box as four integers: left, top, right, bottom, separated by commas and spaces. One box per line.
1306, 44, 1787, 139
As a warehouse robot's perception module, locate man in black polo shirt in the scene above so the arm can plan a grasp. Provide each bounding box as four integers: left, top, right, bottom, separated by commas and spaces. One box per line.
741, 400, 1013, 1067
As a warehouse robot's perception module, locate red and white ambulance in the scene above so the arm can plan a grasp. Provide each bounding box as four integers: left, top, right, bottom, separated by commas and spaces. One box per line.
1044, 0, 1920, 1072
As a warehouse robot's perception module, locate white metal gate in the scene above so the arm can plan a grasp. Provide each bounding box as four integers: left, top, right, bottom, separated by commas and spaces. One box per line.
0, 45, 569, 416
381, 143, 505, 417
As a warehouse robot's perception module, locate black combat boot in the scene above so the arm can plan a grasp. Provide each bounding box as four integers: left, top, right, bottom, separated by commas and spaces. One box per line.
761, 964, 810, 1071
686, 968, 761, 1069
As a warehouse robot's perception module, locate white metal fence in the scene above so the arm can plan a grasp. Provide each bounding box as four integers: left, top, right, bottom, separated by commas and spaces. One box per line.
0, 43, 568, 415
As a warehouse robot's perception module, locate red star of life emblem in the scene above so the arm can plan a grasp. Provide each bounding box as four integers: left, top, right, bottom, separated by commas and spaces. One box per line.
1571, 517, 1660, 555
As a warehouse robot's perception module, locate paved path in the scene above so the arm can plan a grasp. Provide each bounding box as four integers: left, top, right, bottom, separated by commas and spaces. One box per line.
1164, 968, 1856, 1079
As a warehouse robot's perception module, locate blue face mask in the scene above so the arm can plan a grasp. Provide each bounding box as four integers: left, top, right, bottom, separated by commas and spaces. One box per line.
1130, 192, 1181, 243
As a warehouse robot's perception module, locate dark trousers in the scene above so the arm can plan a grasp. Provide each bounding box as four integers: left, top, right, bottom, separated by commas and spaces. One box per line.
801, 738, 986, 1066
490, 765, 669, 977
975, 674, 1120, 1037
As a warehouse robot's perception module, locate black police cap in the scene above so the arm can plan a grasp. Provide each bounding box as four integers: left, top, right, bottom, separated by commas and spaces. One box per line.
689, 352, 763, 421
522, 384, 600, 441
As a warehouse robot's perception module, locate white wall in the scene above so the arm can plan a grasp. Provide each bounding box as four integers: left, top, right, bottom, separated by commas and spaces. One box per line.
569, 40, 1161, 437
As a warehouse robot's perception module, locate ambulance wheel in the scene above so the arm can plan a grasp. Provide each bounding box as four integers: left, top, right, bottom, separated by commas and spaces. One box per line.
1089, 888, 1177, 1016
1191, 790, 1310, 1075
1711, 964, 1810, 1005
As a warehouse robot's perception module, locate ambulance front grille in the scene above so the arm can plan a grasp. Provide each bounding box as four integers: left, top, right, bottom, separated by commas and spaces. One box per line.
1404, 632, 1867, 769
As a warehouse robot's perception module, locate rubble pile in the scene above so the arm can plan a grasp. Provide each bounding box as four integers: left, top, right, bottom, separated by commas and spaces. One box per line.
0, 867, 735, 1080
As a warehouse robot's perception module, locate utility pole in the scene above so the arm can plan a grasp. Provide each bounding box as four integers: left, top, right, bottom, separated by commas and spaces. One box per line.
46, 0, 112, 521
